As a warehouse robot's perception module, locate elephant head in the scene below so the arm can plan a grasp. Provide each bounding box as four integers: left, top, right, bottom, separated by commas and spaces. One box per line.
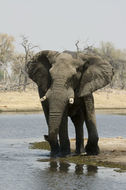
27, 50, 113, 156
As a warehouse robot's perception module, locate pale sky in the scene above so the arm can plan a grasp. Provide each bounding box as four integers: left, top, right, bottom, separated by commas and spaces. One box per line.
0, 0, 126, 52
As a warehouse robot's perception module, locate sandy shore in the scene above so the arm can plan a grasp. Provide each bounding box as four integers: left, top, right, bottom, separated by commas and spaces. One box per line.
1, 89, 126, 112
71, 138, 126, 170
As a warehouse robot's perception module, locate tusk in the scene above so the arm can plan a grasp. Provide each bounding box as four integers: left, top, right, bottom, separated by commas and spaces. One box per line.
69, 98, 74, 104
40, 96, 47, 102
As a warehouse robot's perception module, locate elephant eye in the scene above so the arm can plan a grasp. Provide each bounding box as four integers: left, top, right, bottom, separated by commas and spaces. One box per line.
66, 77, 74, 88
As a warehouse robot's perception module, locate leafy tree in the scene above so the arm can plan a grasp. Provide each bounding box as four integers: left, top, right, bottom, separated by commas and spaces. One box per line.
0, 33, 14, 63
0, 33, 15, 83
0, 69, 4, 81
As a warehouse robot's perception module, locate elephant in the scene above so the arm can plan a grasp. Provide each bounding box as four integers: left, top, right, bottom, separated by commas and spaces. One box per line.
27, 50, 113, 157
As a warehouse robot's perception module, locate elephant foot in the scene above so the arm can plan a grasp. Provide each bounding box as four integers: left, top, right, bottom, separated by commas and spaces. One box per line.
59, 140, 71, 157
75, 144, 85, 155
50, 150, 60, 158
59, 150, 71, 157
85, 143, 100, 155
50, 150, 71, 158
44, 135, 60, 157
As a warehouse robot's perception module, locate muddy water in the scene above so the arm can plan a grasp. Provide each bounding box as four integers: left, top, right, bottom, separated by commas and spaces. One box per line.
0, 113, 126, 190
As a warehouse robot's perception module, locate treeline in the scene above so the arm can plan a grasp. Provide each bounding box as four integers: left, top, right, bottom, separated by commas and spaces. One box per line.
0, 33, 38, 91
0, 33, 126, 91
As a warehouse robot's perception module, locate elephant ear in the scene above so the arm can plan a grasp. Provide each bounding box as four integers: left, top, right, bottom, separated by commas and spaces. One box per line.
27, 50, 58, 95
78, 55, 114, 97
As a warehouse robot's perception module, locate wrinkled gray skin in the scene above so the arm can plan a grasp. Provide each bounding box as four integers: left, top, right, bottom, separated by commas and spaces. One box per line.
27, 50, 113, 157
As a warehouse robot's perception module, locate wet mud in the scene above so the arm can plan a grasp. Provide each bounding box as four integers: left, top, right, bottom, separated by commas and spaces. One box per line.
30, 138, 126, 171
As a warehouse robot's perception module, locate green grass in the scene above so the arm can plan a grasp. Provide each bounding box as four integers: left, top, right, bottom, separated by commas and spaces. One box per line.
29, 141, 50, 150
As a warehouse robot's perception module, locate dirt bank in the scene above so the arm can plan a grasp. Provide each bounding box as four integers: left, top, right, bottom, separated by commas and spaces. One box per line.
1, 89, 126, 112
30, 137, 126, 171
71, 138, 126, 170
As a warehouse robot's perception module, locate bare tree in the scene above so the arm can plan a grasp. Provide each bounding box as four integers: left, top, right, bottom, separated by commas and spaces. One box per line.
11, 53, 25, 86
75, 40, 80, 52
21, 35, 38, 91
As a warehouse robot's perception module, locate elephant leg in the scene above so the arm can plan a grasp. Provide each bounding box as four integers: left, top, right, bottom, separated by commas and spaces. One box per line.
44, 130, 60, 157
59, 115, 71, 156
71, 110, 85, 154
84, 94, 100, 155
46, 139, 60, 157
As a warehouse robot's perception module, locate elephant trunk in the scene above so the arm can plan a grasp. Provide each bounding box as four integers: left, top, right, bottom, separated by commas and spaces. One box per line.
45, 105, 66, 156
49, 111, 62, 138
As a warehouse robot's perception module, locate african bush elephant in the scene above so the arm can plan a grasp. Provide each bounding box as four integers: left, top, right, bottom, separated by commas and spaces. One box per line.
27, 50, 113, 157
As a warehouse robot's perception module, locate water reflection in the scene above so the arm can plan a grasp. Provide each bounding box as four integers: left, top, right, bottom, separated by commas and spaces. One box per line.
75, 164, 84, 175
86, 165, 98, 176
49, 161, 71, 173
35, 161, 99, 190
48, 160, 98, 176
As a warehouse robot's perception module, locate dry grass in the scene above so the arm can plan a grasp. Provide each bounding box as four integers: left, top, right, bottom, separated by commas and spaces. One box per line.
94, 89, 126, 109
1, 89, 126, 112
0, 90, 42, 112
